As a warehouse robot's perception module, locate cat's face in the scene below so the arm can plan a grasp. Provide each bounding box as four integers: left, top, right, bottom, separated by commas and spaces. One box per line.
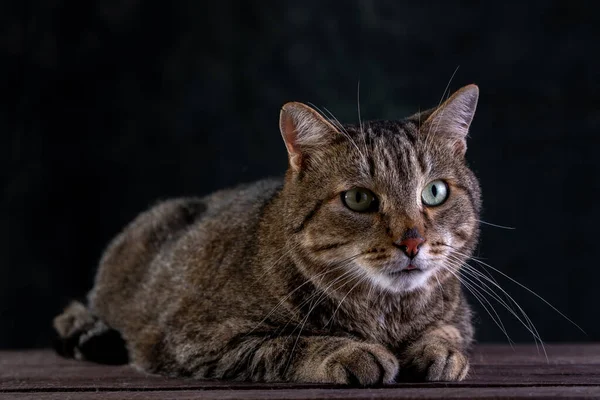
280, 85, 481, 294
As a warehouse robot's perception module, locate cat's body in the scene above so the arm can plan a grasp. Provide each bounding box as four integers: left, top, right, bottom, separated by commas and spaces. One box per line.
55, 85, 481, 384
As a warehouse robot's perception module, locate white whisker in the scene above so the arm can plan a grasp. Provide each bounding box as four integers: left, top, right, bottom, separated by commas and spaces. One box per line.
357, 80, 369, 157
307, 102, 367, 161
444, 246, 585, 335
469, 257, 586, 335
440, 262, 515, 346
434, 274, 445, 314
446, 255, 545, 343
283, 265, 362, 375
325, 271, 369, 328
424, 66, 460, 151
445, 255, 547, 359
477, 220, 516, 230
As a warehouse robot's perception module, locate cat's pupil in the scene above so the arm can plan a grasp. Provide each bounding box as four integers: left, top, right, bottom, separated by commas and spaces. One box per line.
431, 185, 438, 197
355, 191, 363, 203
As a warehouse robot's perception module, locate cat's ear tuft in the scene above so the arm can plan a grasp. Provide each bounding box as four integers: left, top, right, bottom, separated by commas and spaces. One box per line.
279, 102, 339, 171
423, 84, 479, 156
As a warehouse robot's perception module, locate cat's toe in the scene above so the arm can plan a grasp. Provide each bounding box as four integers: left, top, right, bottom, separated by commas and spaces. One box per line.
404, 343, 469, 382
425, 346, 469, 381
321, 342, 398, 385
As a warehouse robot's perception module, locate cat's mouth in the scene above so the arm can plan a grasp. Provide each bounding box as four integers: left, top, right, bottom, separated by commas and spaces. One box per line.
387, 264, 422, 276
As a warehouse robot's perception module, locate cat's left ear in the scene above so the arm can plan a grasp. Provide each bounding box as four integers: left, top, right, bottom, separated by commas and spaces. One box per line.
421, 84, 479, 156
279, 102, 340, 172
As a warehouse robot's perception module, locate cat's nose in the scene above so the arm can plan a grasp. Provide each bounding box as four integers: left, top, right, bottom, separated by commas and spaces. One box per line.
394, 228, 425, 259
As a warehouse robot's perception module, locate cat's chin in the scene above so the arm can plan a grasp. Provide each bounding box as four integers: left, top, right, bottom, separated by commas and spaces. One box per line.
371, 267, 436, 293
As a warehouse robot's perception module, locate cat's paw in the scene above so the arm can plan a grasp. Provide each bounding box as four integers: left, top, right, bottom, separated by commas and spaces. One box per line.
319, 342, 399, 385
403, 342, 469, 381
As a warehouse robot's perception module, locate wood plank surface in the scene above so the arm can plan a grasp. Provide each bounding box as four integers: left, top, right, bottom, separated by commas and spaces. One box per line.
1, 344, 599, 399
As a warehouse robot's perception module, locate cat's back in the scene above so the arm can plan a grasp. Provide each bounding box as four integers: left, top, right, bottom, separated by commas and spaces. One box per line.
88, 178, 283, 328
201, 178, 283, 223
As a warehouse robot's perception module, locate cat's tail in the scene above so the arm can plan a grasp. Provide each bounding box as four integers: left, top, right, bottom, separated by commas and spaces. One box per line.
53, 301, 129, 365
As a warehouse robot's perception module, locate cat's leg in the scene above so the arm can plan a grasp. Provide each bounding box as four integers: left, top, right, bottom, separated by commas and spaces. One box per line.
178, 335, 398, 385
400, 324, 470, 381
53, 301, 128, 365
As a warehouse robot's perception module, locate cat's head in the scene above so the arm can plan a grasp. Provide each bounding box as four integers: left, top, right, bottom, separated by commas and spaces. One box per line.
278, 85, 481, 294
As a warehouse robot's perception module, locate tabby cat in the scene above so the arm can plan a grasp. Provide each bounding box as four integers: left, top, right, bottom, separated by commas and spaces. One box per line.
54, 84, 481, 384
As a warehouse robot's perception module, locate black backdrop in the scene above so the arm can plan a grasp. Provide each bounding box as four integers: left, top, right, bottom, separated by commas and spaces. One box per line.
2, 1, 598, 348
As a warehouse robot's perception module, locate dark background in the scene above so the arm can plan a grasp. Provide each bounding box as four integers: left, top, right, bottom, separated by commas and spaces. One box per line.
1, 0, 598, 348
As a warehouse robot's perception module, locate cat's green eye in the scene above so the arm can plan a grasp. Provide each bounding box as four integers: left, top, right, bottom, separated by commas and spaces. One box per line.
342, 188, 378, 212
421, 180, 449, 206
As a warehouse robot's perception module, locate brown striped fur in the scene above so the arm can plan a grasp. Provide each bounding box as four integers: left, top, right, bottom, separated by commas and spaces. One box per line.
54, 85, 482, 384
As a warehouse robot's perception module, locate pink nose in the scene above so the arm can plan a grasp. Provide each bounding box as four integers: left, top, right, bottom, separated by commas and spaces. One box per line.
397, 238, 424, 258
395, 228, 425, 259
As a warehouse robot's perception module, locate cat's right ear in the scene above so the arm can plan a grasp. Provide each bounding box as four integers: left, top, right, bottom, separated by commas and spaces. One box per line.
279, 102, 340, 172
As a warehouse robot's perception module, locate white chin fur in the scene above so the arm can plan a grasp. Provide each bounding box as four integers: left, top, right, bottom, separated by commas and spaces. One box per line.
372, 268, 435, 293
363, 254, 439, 293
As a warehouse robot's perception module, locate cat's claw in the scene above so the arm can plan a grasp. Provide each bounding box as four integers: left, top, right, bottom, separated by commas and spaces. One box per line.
319, 342, 399, 385
404, 342, 469, 382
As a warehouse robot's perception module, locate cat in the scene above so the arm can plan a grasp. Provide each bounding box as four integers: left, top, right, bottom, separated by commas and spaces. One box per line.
53, 84, 481, 384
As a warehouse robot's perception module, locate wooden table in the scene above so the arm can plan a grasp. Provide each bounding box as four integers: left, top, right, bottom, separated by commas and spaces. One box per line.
1, 344, 599, 399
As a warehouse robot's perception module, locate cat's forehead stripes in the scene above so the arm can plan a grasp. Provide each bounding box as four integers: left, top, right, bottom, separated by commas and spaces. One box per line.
344, 120, 425, 195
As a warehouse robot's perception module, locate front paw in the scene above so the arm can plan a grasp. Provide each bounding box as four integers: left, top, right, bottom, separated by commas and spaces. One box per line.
319, 342, 399, 385
403, 342, 469, 381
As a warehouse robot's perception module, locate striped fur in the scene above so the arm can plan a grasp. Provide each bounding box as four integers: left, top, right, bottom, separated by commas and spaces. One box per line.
54, 85, 481, 384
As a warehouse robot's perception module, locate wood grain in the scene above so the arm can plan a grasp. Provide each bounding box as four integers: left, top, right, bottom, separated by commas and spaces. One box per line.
1, 344, 599, 399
